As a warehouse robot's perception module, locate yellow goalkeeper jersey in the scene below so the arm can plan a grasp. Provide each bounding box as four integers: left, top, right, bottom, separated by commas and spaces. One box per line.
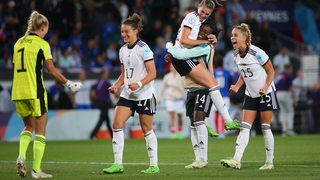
11, 34, 52, 100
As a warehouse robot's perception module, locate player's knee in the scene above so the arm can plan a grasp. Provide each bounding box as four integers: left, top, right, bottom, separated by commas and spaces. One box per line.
193, 120, 205, 126
261, 123, 271, 130
241, 122, 252, 130
112, 121, 124, 130
24, 125, 34, 132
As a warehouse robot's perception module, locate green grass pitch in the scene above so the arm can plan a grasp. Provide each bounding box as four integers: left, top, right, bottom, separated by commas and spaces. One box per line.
1, 134, 320, 179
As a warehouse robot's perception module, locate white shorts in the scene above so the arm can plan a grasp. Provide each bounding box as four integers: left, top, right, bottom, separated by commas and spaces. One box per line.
165, 99, 185, 114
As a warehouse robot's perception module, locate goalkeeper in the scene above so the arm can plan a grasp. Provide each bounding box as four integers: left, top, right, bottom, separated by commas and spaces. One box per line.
11, 11, 82, 178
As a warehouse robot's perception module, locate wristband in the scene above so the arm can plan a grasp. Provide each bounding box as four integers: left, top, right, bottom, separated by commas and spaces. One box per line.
64, 80, 72, 87
137, 81, 143, 88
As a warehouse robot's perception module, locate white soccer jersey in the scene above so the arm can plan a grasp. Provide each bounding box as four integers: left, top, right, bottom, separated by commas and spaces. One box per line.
234, 45, 276, 98
175, 11, 202, 49
119, 40, 155, 100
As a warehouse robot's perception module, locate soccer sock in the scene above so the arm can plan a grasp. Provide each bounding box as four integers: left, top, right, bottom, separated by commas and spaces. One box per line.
190, 126, 201, 161
145, 130, 158, 167
194, 121, 208, 162
19, 130, 32, 160
209, 86, 232, 124
33, 134, 46, 172
262, 124, 274, 164
233, 122, 251, 163
112, 129, 124, 165
178, 126, 182, 132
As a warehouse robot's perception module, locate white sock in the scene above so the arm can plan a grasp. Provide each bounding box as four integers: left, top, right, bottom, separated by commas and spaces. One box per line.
145, 130, 158, 167
190, 126, 201, 161
209, 86, 232, 123
112, 129, 124, 165
233, 122, 251, 163
194, 121, 208, 162
262, 124, 274, 164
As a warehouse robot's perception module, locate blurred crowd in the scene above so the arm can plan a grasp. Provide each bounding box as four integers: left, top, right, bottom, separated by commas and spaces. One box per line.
1, 0, 320, 134
0, 0, 184, 73
2, 0, 315, 74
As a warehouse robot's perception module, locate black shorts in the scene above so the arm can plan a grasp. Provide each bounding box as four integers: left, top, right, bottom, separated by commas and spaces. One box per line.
243, 92, 279, 111
171, 57, 200, 76
186, 89, 213, 118
116, 95, 157, 116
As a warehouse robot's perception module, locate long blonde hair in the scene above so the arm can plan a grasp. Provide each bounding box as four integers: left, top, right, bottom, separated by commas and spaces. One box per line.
20, 11, 48, 43
234, 23, 252, 46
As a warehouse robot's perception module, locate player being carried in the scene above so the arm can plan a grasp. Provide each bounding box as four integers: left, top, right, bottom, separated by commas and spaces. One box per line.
166, 18, 229, 168
166, 0, 240, 138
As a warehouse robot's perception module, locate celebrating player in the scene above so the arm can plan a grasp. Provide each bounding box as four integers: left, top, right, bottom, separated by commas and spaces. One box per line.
12, 11, 82, 178
167, 19, 220, 168
103, 13, 159, 174
168, 0, 240, 131
220, 23, 279, 170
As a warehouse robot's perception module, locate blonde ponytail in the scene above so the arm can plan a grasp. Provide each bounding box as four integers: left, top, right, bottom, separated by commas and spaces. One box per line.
20, 11, 48, 43
234, 23, 252, 46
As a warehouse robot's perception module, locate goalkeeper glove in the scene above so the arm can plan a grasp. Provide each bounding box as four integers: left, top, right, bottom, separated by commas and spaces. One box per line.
64, 80, 82, 93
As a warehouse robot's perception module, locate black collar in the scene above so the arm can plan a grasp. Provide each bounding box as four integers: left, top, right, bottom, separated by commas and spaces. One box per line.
127, 39, 139, 49
29, 33, 38, 36
240, 45, 249, 58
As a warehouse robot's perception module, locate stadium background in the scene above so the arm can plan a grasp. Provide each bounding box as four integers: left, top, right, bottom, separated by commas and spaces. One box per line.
1, 0, 320, 140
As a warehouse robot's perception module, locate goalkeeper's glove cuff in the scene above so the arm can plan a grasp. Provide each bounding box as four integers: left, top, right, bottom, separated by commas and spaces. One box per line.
64, 80, 72, 88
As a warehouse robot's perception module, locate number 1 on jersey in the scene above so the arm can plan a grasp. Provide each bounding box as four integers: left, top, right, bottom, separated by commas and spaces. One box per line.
17, 48, 27, 72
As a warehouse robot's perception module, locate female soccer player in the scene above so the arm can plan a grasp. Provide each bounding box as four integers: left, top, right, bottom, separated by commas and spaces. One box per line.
168, 19, 220, 169
170, 0, 240, 131
12, 11, 82, 178
103, 13, 159, 174
220, 23, 279, 170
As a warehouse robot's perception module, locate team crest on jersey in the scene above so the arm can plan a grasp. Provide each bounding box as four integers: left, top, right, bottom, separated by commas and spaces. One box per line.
188, 16, 195, 24
144, 48, 150, 53
256, 54, 262, 62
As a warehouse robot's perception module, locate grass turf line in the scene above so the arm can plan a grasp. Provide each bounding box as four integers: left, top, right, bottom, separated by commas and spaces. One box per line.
1, 134, 320, 179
